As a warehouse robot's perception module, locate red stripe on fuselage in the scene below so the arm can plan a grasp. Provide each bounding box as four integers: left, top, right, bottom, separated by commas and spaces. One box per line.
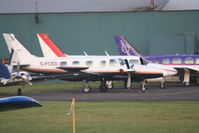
38, 33, 66, 57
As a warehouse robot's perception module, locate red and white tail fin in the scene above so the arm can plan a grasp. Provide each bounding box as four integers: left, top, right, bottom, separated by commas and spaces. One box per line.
37, 33, 67, 57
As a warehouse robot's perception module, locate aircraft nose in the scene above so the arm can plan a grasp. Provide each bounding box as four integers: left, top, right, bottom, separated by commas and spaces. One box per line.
163, 68, 177, 76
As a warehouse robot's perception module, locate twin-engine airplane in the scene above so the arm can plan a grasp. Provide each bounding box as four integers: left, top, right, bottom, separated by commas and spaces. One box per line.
114, 35, 199, 87
3, 33, 177, 93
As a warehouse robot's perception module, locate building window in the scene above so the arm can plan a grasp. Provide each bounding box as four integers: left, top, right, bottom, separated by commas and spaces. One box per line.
72, 61, 80, 65
172, 58, 181, 64
100, 60, 106, 66
162, 58, 170, 64
185, 57, 194, 64
85, 61, 93, 66
60, 61, 67, 66
109, 59, 117, 66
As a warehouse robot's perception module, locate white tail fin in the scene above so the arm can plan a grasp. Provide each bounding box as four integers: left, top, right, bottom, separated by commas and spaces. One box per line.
3, 33, 36, 61
37, 33, 66, 57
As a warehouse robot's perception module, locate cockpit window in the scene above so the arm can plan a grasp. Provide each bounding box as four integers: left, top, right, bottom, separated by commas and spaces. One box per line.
172, 58, 181, 64
109, 59, 117, 66
185, 57, 194, 64
129, 59, 139, 65
118, 58, 126, 66
162, 58, 170, 64
140, 57, 148, 65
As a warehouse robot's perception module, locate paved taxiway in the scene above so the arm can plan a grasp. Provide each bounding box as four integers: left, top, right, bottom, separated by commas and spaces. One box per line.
25, 84, 199, 101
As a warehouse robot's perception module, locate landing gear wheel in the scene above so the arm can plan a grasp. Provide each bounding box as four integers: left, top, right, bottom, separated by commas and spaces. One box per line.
160, 82, 166, 89
140, 82, 147, 92
17, 88, 22, 96
106, 81, 114, 89
184, 82, 190, 87
83, 86, 91, 93
140, 87, 147, 92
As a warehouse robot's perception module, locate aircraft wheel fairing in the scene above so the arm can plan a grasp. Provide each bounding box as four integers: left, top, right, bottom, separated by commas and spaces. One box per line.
106, 81, 114, 89
160, 82, 166, 89
83, 86, 91, 93
17, 88, 22, 96
183, 82, 190, 87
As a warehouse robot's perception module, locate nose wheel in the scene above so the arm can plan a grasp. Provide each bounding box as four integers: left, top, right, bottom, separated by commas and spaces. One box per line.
160, 81, 166, 89
82, 80, 91, 93
17, 88, 22, 96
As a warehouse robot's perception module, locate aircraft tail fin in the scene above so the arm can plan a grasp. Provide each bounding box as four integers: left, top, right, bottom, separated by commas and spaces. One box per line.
3, 33, 36, 61
114, 35, 141, 56
37, 33, 66, 57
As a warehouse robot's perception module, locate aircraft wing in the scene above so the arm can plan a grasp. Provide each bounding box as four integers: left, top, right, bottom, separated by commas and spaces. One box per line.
57, 66, 89, 71
175, 67, 198, 73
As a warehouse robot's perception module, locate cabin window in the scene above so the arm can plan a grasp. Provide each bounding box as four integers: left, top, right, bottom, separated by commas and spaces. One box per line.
129, 59, 139, 65
195, 58, 199, 64
100, 60, 106, 66
60, 61, 67, 66
172, 58, 181, 64
118, 58, 125, 66
72, 61, 80, 65
85, 61, 93, 66
185, 57, 194, 64
109, 59, 117, 66
162, 58, 170, 64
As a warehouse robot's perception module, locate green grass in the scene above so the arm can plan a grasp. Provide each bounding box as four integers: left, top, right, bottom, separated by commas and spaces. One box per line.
0, 101, 199, 133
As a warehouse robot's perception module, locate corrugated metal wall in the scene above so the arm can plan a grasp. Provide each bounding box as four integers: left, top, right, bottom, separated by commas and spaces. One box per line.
0, 11, 198, 58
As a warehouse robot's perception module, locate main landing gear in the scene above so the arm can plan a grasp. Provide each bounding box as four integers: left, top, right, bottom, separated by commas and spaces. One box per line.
82, 80, 114, 93
183, 69, 190, 87
99, 80, 113, 92
124, 80, 148, 92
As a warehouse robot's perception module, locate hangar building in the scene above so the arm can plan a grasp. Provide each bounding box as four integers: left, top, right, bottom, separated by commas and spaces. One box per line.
0, 0, 199, 58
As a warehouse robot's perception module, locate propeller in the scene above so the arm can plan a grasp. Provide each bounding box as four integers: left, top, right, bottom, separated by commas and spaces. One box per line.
11, 61, 32, 84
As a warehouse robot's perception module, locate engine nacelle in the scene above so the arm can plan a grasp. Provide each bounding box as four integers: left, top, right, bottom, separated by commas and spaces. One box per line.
11, 71, 32, 81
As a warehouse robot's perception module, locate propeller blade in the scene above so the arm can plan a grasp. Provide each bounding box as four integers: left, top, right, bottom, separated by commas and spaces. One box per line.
127, 73, 131, 89
124, 59, 130, 69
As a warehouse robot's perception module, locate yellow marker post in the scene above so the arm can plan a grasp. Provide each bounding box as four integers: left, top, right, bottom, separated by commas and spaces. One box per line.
72, 98, 76, 133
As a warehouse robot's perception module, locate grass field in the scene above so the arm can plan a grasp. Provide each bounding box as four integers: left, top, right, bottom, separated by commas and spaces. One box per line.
1, 101, 199, 133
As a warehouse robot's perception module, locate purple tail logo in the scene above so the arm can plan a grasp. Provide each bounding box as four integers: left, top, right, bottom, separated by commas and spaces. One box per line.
114, 35, 141, 56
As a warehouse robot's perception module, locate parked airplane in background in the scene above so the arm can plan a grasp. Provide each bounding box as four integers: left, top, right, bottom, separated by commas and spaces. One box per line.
114, 35, 199, 87
0, 49, 32, 95
3, 33, 177, 93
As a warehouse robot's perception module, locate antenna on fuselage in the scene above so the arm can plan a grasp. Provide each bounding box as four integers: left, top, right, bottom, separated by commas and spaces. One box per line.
83, 51, 88, 56
105, 51, 110, 56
